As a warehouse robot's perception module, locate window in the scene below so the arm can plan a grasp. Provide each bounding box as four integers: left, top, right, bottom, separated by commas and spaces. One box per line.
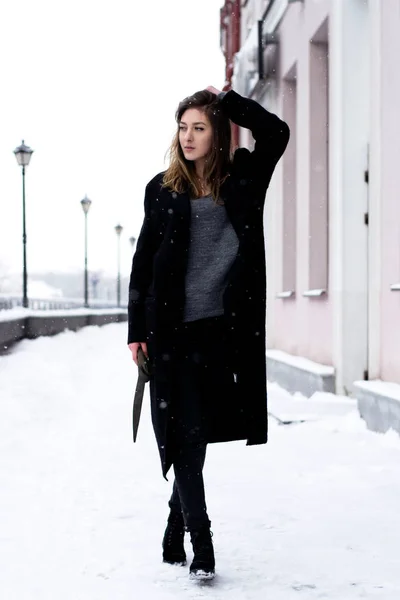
308, 24, 329, 294
280, 65, 297, 297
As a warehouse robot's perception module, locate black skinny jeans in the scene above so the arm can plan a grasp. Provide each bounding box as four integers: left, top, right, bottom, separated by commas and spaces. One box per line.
168, 316, 227, 531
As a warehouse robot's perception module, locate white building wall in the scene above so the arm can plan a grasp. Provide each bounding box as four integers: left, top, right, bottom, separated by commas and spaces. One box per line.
329, 0, 369, 393
367, 0, 382, 380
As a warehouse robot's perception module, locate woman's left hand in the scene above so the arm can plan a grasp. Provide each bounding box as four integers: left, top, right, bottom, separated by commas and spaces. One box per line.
206, 85, 223, 96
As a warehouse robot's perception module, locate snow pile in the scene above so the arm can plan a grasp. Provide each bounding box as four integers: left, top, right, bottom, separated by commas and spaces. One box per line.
355, 379, 400, 403
266, 349, 334, 375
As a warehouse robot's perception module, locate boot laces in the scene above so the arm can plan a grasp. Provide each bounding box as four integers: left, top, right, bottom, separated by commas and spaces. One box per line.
192, 528, 213, 558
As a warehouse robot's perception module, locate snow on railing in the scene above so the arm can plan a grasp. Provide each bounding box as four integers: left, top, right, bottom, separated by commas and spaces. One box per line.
0, 295, 123, 311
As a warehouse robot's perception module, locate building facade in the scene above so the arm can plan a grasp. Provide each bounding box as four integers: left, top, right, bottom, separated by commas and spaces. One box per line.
220, 0, 400, 434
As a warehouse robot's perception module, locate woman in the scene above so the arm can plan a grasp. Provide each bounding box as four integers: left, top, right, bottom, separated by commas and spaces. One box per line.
127, 85, 289, 580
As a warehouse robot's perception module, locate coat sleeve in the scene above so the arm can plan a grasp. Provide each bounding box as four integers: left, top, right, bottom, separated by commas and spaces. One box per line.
127, 182, 158, 344
219, 89, 290, 181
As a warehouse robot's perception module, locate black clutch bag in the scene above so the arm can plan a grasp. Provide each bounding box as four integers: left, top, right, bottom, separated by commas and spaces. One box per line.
133, 347, 151, 442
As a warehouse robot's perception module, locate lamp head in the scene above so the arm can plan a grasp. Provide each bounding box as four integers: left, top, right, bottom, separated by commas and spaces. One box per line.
14, 140, 34, 167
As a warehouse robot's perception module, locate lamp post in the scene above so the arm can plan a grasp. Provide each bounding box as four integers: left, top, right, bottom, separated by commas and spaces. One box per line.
13, 140, 34, 308
129, 236, 136, 250
80, 195, 92, 308
115, 224, 123, 307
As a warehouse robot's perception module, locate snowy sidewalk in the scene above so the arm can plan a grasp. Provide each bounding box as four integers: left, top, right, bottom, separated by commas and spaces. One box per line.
1, 323, 400, 600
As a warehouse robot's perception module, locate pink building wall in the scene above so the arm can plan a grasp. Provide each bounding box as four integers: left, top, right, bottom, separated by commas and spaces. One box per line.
236, 0, 400, 389
379, 0, 400, 383
272, 0, 333, 366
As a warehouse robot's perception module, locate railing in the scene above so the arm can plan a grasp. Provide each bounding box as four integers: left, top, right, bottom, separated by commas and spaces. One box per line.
0, 295, 124, 311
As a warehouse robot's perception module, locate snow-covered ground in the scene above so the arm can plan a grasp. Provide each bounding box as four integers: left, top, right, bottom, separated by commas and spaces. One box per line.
1, 323, 400, 600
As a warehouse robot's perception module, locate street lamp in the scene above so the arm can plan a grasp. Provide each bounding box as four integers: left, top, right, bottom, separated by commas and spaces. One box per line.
115, 224, 123, 307
80, 195, 92, 308
13, 140, 34, 308
129, 236, 136, 249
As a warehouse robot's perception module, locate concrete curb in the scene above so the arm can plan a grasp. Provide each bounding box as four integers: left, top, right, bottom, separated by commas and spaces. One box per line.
0, 311, 128, 353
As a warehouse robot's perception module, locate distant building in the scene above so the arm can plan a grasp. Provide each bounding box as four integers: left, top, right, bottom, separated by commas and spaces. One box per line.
220, 0, 400, 436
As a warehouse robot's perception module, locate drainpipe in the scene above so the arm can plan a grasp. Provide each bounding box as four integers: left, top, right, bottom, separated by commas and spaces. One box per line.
221, 0, 240, 148
232, 0, 240, 148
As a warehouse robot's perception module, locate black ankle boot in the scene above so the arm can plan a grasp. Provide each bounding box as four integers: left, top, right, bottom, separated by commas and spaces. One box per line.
189, 524, 215, 580
162, 511, 186, 565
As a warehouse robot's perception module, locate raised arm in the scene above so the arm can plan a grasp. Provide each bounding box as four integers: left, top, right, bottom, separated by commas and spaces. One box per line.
127, 181, 158, 345
217, 88, 290, 180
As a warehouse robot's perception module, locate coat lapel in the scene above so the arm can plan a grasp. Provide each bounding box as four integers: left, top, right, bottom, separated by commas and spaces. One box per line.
178, 190, 191, 223
221, 176, 242, 237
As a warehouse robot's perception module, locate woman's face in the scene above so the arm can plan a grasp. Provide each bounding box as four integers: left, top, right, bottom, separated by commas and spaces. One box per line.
179, 108, 213, 165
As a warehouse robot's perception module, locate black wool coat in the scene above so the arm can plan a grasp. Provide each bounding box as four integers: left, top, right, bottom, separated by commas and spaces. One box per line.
128, 90, 290, 478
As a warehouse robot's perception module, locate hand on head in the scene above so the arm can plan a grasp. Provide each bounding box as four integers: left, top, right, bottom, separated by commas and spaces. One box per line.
206, 85, 223, 96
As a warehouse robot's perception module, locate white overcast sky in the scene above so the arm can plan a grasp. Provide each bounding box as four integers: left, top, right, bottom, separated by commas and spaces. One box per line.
0, 0, 225, 278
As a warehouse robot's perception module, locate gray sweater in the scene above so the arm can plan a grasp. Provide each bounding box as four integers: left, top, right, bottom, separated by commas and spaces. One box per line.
183, 195, 239, 323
